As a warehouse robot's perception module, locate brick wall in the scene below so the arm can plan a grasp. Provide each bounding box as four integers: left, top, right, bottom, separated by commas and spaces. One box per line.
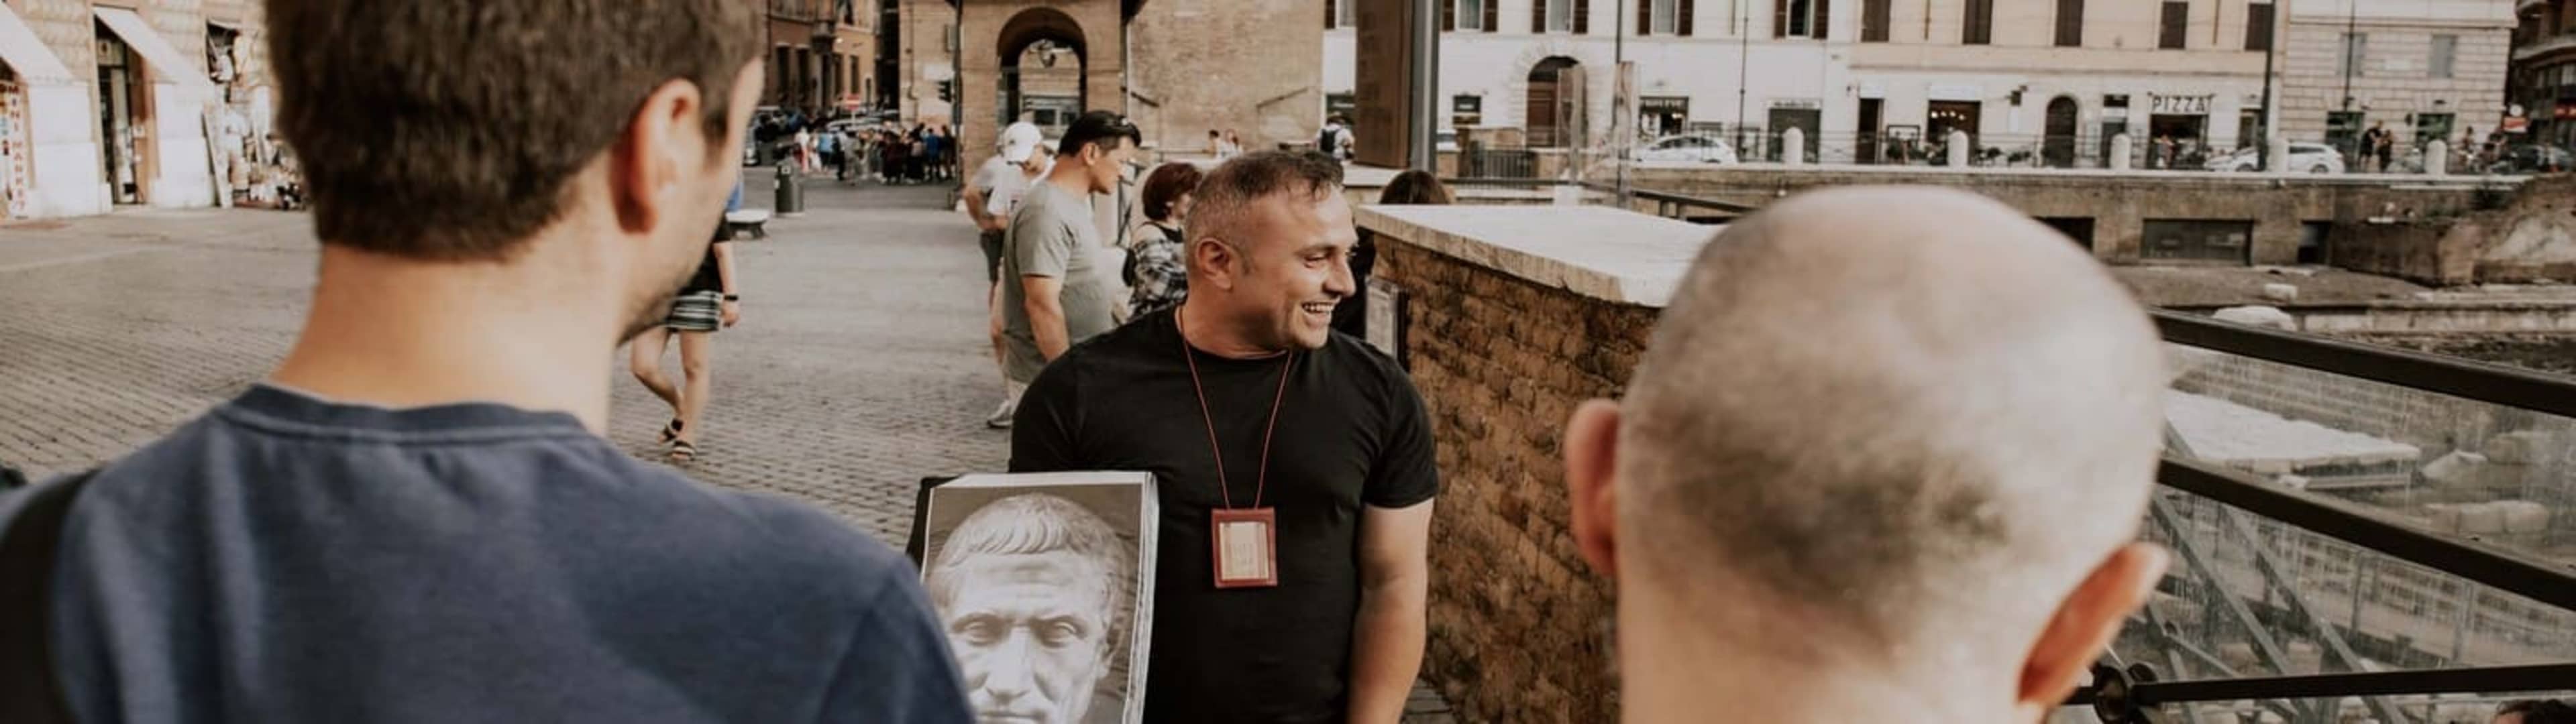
1375, 239, 1656, 724
1128, 0, 1324, 154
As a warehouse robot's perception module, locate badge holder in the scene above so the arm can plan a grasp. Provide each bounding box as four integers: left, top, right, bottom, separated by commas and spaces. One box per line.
1212, 507, 1279, 589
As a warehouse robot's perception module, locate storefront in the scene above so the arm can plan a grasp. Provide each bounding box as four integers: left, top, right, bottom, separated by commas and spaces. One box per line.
0, 0, 101, 217
1640, 96, 1687, 139
2146, 93, 2210, 168
93, 7, 217, 209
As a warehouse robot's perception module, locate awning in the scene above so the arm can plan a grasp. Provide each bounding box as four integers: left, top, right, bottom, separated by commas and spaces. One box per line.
93, 7, 217, 93
0, 1, 76, 84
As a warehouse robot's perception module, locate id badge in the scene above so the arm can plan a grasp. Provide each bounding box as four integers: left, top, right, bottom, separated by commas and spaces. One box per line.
1212, 507, 1279, 589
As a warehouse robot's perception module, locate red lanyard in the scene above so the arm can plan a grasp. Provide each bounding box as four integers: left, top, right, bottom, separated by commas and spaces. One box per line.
1177, 308, 1293, 511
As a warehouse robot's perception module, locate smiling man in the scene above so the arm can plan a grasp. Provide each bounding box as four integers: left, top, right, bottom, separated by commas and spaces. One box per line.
928, 493, 1133, 724
1012, 151, 1438, 723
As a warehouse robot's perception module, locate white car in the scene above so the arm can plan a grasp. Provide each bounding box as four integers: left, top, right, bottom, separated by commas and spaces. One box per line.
1631, 135, 1739, 164
2204, 142, 2345, 174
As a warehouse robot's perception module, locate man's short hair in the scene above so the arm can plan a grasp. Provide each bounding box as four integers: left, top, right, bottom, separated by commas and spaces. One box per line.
1186, 151, 1344, 254
1057, 111, 1142, 160
268, 0, 762, 261
929, 494, 1134, 650
1619, 188, 2166, 654
2501, 699, 2576, 724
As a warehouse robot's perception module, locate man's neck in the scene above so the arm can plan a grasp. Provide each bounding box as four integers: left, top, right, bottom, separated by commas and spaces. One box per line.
1614, 591, 1993, 723
1175, 299, 1287, 360
1045, 164, 1091, 197
268, 244, 621, 432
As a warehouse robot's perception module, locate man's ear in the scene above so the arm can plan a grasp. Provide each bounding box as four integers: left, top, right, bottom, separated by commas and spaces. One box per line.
1563, 400, 1623, 580
2017, 543, 2169, 711
608, 78, 707, 233
1192, 237, 1237, 292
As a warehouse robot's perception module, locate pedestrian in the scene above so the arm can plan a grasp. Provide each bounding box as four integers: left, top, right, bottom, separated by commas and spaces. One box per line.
1221, 129, 1244, 159
994, 111, 1138, 429
1124, 162, 1204, 318
793, 126, 814, 174
1317, 117, 1344, 158
921, 125, 945, 183
882, 129, 910, 184
2363, 121, 2392, 172
629, 182, 744, 464
0, 1, 971, 721
965, 121, 1048, 426
1556, 188, 2169, 724
2496, 699, 2576, 724
1334, 169, 1449, 339
1011, 151, 1435, 722
820, 127, 845, 181
1208, 129, 1226, 158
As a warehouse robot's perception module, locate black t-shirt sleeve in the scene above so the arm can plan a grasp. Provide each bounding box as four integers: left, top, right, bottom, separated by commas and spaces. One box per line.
1008, 361, 1083, 473
1362, 370, 1439, 508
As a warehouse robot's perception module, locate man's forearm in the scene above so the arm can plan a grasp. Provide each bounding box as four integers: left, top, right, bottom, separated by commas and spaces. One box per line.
1346, 578, 1428, 723
1026, 296, 1069, 361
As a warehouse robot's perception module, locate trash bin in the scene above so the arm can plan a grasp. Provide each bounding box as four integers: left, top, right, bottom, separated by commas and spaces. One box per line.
773, 162, 803, 215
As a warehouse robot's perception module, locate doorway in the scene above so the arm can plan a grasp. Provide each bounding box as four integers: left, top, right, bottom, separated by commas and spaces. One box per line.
1525, 56, 1579, 148
1766, 107, 1821, 162
1857, 98, 1884, 164
2147, 113, 2206, 169
2043, 97, 2080, 168
95, 32, 152, 206
1927, 101, 1980, 162
996, 7, 1087, 131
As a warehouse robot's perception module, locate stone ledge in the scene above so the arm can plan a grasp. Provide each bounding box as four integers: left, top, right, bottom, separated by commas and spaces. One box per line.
1356, 204, 1715, 308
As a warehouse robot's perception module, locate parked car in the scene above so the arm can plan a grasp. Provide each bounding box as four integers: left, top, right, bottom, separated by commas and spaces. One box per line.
2493, 143, 2574, 174
2202, 142, 2345, 174
1631, 135, 1739, 164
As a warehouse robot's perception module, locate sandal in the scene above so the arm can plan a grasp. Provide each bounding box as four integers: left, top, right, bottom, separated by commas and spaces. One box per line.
667, 440, 699, 464
658, 419, 683, 444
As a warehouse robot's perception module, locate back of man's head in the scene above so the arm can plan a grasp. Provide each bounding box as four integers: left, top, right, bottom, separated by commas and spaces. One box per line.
1562, 187, 2169, 721
268, 0, 761, 261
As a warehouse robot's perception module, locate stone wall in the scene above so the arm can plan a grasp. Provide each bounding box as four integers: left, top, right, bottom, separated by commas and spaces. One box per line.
2322, 175, 2576, 285
1374, 239, 1655, 724
1128, 0, 1323, 156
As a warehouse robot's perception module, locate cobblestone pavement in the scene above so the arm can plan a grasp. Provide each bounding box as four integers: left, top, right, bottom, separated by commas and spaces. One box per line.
0, 176, 1456, 722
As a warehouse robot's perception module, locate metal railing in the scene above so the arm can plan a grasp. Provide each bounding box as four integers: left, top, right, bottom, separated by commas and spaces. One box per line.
2077, 311, 2576, 723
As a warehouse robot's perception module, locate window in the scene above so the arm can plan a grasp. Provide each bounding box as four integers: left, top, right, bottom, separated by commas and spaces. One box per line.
1780, 0, 1828, 39
943, 24, 956, 52
1446, 0, 1490, 31
2415, 113, 2454, 147
2430, 34, 2457, 78
1962, 0, 1994, 44
1328, 0, 1355, 28
2159, 1, 2188, 49
1652, 0, 1678, 34
2245, 3, 2274, 51
2055, 0, 2084, 46
1546, 0, 1572, 32
1862, 0, 1890, 41
2340, 32, 2367, 76
1454, 95, 1485, 127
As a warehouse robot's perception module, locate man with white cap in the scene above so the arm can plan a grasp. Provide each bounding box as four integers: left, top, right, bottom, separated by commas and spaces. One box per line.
967, 121, 1050, 427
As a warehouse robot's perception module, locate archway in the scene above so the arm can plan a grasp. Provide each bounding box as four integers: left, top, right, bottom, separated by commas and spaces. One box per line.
996, 7, 1086, 135
1525, 56, 1579, 148
2043, 96, 2080, 168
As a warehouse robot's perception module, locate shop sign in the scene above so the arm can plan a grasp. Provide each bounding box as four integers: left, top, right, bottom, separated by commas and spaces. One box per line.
1929, 84, 1982, 101
2151, 95, 2211, 115
1770, 98, 1821, 110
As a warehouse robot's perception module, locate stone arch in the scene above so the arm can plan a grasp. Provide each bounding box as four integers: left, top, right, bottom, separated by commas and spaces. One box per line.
1525, 56, 1582, 148
1500, 41, 1603, 145
997, 7, 1088, 135
959, 1, 1126, 170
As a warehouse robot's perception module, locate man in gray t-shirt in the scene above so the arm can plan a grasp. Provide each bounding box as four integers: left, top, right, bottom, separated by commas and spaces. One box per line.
1000, 111, 1140, 391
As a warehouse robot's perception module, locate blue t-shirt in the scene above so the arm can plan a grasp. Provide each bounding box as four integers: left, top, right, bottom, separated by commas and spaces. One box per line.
0, 385, 969, 724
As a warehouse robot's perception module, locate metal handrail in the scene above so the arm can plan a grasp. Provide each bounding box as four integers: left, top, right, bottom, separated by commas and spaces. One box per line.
2074, 312, 2576, 718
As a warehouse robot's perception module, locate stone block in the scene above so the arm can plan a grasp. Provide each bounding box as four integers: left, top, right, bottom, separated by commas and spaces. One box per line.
2214, 305, 2298, 331
2480, 430, 2557, 465
2420, 450, 2487, 489
2261, 283, 2300, 302
2497, 500, 2551, 533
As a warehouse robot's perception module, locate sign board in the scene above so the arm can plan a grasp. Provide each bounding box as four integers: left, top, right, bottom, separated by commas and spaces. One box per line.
1770, 98, 1821, 110
1929, 84, 1982, 102
1365, 276, 1406, 367
1352, 0, 1417, 167
1857, 82, 1885, 99
2504, 114, 2532, 131
2151, 95, 2212, 115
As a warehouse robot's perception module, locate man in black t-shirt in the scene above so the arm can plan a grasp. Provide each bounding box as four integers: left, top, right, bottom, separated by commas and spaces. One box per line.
1012, 151, 1437, 723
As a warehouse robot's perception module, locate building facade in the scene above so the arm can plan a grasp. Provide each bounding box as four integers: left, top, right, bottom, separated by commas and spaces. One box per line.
2279, 0, 2516, 162
0, 0, 265, 218
2511, 0, 2576, 145
1849, 0, 2268, 167
1322, 0, 1854, 160
765, 0, 875, 115
894, 0, 955, 123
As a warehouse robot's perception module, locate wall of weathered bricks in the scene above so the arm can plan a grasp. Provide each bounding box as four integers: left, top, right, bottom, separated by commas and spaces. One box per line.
1374, 239, 1657, 724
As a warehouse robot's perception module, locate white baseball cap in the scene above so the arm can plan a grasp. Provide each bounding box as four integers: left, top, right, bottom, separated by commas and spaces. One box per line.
999, 122, 1044, 163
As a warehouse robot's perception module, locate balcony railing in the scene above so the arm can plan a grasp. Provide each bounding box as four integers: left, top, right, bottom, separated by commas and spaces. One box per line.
2074, 312, 2576, 723
2516, 32, 2576, 63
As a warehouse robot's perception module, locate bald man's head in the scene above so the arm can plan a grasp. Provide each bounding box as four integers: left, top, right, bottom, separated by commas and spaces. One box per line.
1563, 188, 2169, 717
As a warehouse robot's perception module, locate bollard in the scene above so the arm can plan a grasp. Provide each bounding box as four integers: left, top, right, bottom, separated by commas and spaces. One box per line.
773, 162, 804, 215
2267, 136, 2290, 172
1947, 129, 1972, 168
2110, 133, 2133, 170
2424, 140, 2449, 176
1782, 127, 1806, 166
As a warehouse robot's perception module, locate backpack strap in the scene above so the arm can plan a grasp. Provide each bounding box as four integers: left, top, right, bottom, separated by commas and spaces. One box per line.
0, 470, 97, 724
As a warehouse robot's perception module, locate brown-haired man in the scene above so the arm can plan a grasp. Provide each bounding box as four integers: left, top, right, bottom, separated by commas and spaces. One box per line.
0, 2, 969, 722
1012, 151, 1436, 723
